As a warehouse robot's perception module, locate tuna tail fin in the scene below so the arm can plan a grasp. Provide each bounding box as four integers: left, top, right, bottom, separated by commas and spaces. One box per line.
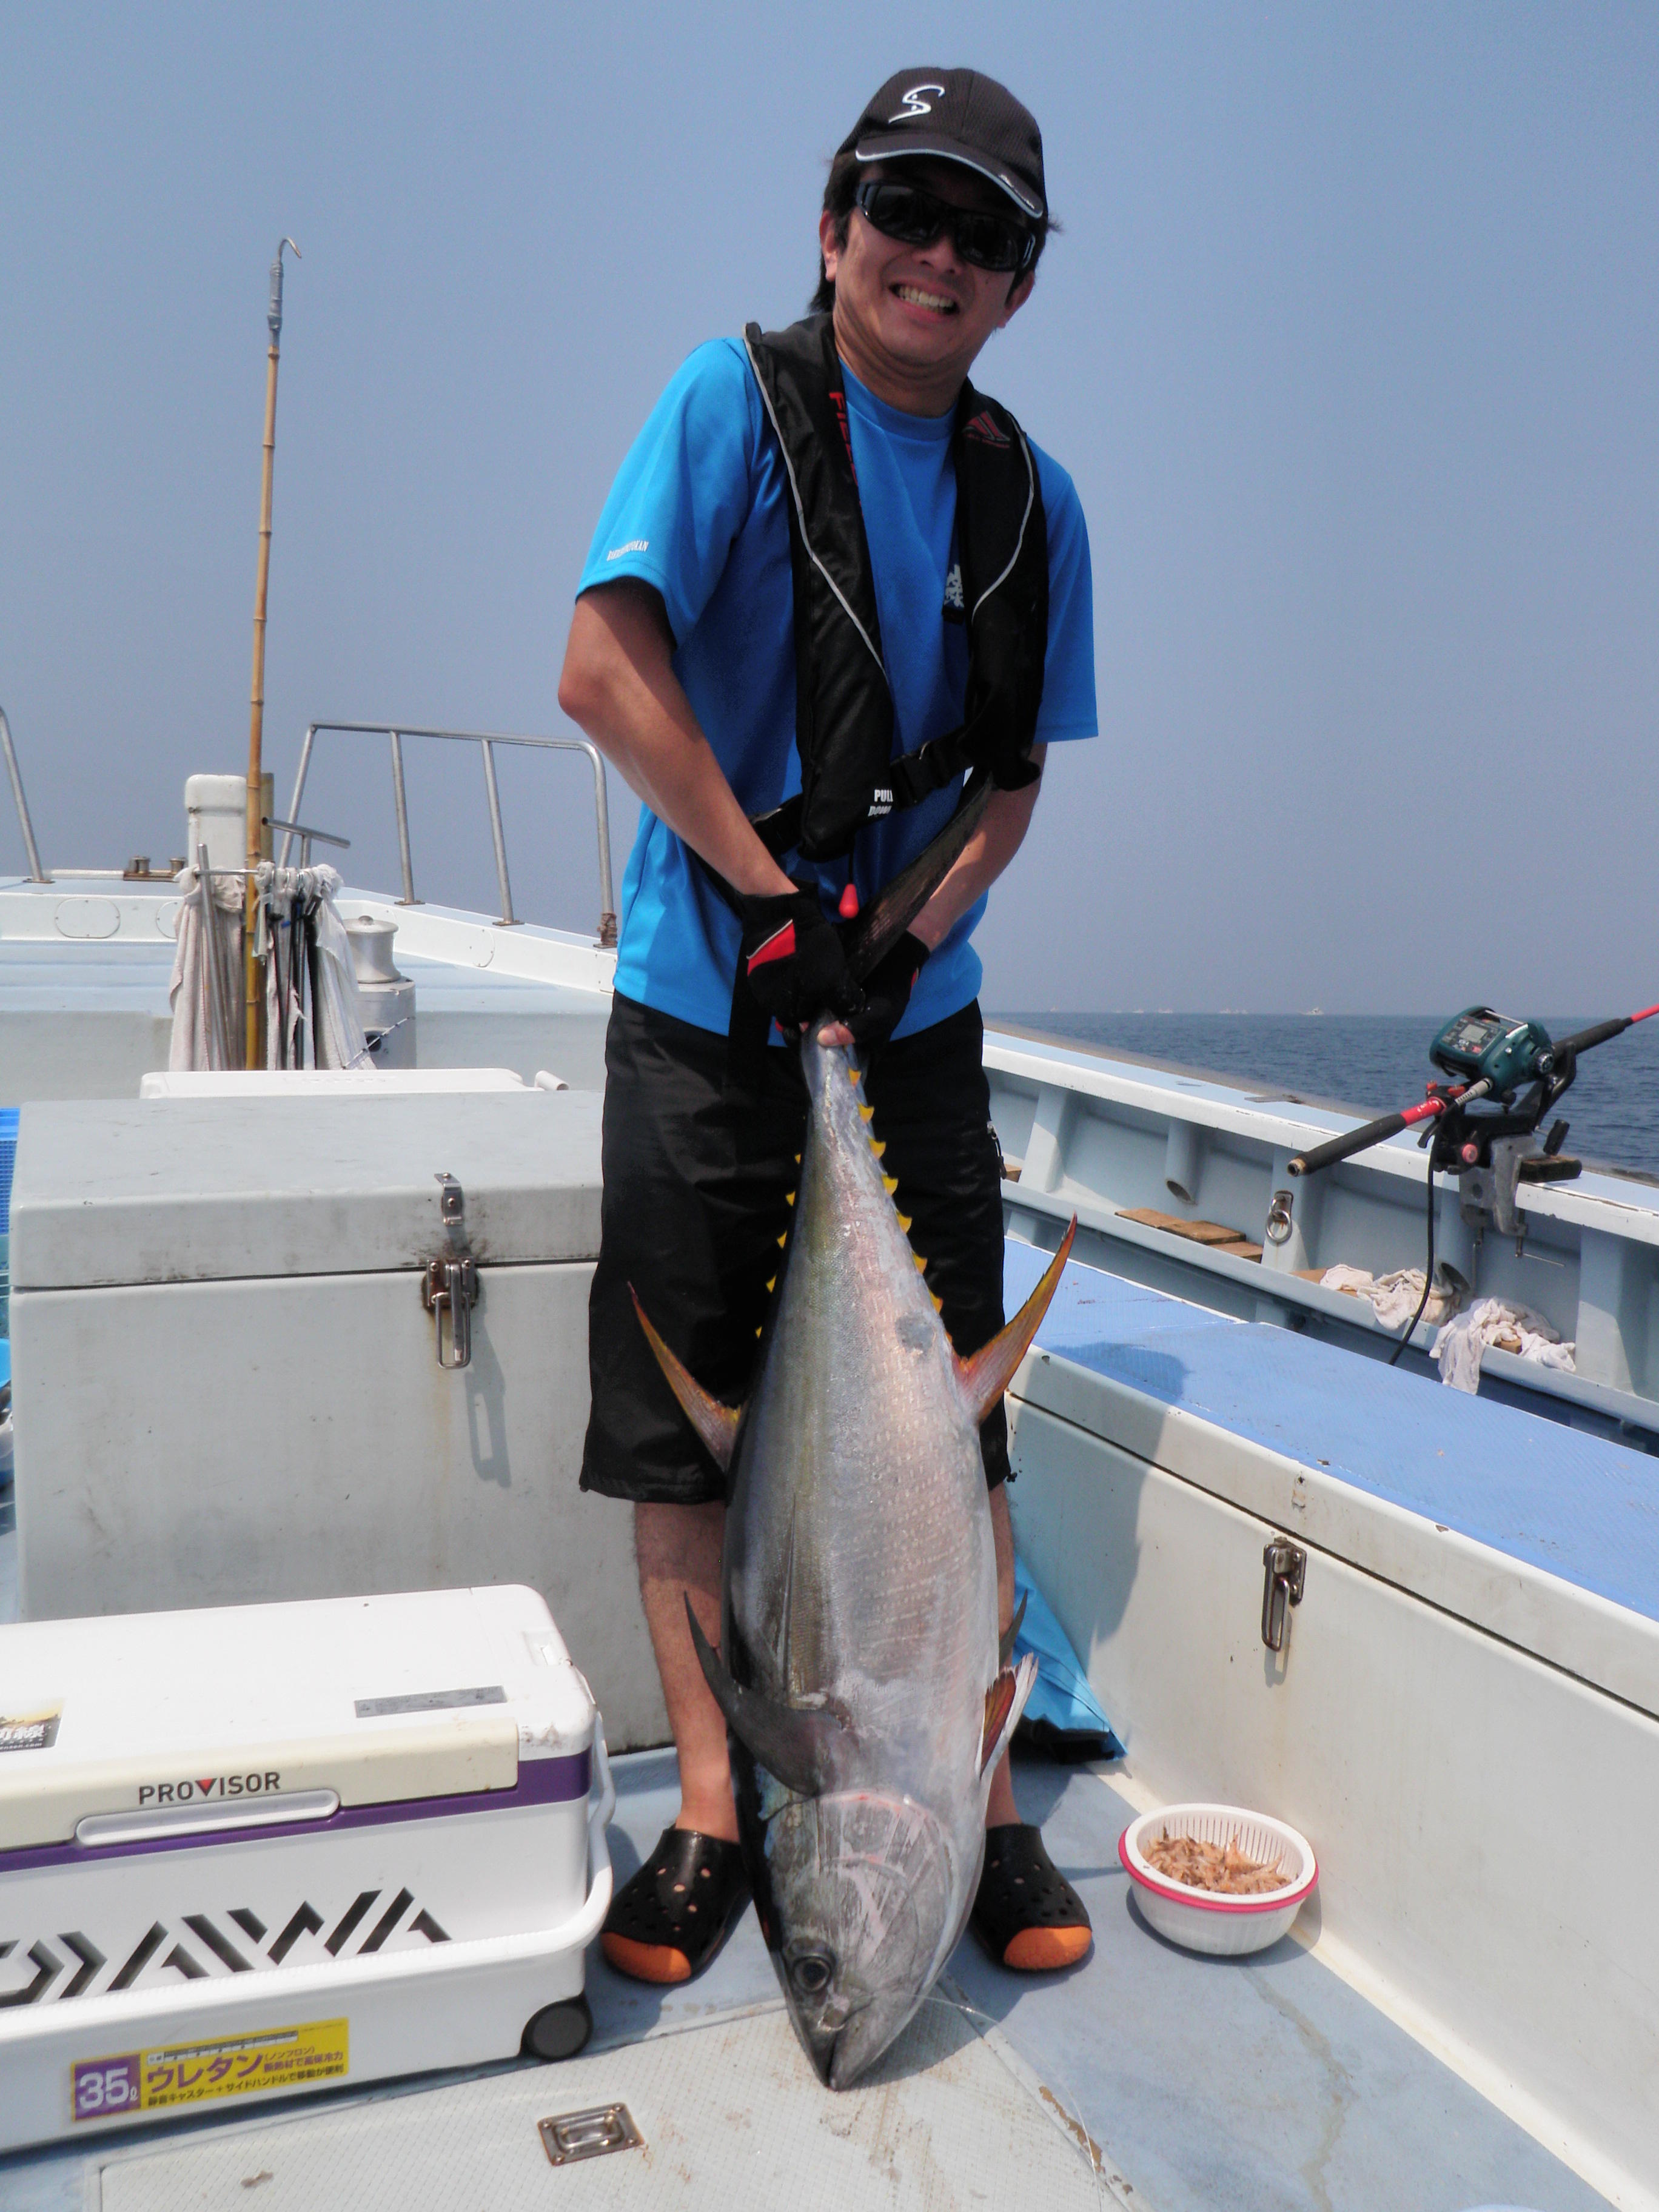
629, 1287, 742, 1473
840, 779, 993, 983
685, 1599, 851, 1798
953, 1219, 1078, 1426
980, 1652, 1039, 1775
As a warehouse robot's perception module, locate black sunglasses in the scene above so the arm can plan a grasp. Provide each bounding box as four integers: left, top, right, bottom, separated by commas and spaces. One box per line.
852, 179, 1036, 276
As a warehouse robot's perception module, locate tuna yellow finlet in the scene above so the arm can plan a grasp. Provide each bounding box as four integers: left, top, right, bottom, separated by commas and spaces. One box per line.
765, 1276, 776, 1293
870, 1139, 886, 1158
914, 1252, 928, 1273
882, 1175, 898, 1195
931, 1292, 944, 1312
858, 1102, 875, 1122
785, 1191, 796, 1207
849, 1066, 862, 1085
777, 1231, 788, 1247
896, 1212, 912, 1232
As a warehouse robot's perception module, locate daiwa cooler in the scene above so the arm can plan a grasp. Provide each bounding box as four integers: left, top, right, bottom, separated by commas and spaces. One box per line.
0, 1584, 612, 2149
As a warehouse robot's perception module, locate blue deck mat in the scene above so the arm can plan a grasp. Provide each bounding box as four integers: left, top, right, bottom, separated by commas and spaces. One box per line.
1006, 1238, 1659, 1628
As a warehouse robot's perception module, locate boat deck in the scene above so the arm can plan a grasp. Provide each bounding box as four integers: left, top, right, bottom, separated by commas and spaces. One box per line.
1, 894, 1650, 2202
0, 1743, 1607, 2210
1, 1233, 1650, 2205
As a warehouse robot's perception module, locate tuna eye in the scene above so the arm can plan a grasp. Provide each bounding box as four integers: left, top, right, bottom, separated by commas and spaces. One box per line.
789, 1951, 834, 1996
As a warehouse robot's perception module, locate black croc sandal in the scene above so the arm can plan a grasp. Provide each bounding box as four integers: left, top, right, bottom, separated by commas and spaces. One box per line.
601, 1825, 751, 1985
971, 1823, 1093, 1972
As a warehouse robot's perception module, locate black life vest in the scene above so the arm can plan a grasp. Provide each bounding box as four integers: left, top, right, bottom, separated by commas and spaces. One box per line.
742, 313, 1048, 864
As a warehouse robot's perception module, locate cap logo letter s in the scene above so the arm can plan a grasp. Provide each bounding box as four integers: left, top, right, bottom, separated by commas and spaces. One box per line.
890, 84, 945, 122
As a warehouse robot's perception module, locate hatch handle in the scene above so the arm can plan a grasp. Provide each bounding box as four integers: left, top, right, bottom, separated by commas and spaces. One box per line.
422, 1173, 479, 1367
423, 1256, 478, 1368
1261, 1537, 1307, 1653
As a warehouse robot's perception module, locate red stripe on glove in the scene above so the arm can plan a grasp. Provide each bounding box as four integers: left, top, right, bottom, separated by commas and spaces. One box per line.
746, 920, 797, 973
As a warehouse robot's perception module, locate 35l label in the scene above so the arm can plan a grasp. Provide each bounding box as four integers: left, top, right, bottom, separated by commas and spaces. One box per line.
71, 2018, 348, 2120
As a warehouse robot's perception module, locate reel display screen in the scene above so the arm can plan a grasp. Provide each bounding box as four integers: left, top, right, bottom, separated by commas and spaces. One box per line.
1443, 1011, 1506, 1061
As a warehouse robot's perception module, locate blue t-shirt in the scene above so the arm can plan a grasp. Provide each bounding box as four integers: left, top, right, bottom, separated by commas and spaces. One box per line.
578, 338, 1096, 1038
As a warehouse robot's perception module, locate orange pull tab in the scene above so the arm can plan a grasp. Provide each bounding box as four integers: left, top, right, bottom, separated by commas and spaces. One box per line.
837, 882, 860, 919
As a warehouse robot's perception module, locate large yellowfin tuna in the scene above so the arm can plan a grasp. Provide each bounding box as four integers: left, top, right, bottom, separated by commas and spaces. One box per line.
632, 789, 1076, 2088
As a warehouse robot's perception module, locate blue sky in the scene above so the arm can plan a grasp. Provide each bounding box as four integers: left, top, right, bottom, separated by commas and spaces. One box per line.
2, 4, 1654, 1012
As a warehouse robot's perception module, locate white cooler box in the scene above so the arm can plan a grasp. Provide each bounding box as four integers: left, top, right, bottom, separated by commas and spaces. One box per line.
0, 1583, 614, 2151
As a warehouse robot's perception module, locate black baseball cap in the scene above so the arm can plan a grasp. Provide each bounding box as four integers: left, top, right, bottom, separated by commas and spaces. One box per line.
837, 69, 1046, 221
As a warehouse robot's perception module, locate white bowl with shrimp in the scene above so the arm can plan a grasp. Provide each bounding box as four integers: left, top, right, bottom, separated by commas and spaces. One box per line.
1119, 1803, 1318, 1957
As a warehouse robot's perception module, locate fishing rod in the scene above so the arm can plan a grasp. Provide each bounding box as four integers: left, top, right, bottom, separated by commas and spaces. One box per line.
1284, 1000, 1659, 1364
243, 236, 301, 1068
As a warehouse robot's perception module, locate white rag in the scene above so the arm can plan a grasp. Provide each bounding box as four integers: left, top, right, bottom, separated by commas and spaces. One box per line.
1319, 1265, 1461, 1331
167, 863, 245, 1070
1431, 1299, 1575, 1393
255, 862, 369, 1070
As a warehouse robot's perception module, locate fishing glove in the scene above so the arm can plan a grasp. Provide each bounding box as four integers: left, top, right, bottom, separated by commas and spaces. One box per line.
737, 879, 862, 1029
844, 931, 930, 1047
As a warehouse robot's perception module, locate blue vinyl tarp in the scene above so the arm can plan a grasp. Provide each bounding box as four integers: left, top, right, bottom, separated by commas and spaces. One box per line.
1011, 1553, 1123, 1761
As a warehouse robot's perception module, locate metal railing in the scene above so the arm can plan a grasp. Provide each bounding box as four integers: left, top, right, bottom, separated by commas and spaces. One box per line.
281, 722, 617, 944
1, 707, 49, 882
264, 813, 349, 869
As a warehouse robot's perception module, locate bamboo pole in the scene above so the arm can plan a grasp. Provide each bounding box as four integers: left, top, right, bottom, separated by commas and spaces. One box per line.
244, 237, 300, 1067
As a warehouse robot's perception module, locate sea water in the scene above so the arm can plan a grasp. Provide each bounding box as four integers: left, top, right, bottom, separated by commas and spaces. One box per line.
993, 1014, 1659, 1182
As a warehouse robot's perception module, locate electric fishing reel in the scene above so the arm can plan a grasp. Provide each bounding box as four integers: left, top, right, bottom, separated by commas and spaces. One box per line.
1279, 997, 1659, 1364
1413, 1006, 1586, 1222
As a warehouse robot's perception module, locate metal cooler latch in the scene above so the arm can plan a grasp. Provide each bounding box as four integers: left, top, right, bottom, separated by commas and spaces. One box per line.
422, 1172, 480, 1369
1261, 1536, 1307, 1653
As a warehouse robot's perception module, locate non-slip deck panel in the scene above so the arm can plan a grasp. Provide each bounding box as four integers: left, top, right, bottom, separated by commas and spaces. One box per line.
58, 1749, 1608, 2212
90, 1993, 1110, 2211
1007, 1239, 1659, 1627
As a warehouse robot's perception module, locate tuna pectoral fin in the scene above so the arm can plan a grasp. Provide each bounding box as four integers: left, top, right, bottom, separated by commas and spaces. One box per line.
629, 1287, 741, 1473
953, 1218, 1078, 1426
684, 1599, 850, 1797
980, 1652, 1039, 1775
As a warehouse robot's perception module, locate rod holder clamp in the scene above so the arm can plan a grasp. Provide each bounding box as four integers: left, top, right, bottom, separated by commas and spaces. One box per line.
1261, 1536, 1307, 1653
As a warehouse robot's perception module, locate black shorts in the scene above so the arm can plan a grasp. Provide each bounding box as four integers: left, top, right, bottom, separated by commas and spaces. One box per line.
581, 992, 1010, 1507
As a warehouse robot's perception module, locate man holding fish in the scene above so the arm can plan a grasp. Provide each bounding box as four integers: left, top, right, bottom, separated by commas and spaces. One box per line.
558, 69, 1098, 2041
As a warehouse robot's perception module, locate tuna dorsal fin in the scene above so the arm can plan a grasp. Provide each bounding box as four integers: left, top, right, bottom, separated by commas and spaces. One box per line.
953, 1219, 1078, 1426
629, 1287, 742, 1472
685, 1600, 851, 1797
999, 1590, 1029, 1672
980, 1652, 1039, 1775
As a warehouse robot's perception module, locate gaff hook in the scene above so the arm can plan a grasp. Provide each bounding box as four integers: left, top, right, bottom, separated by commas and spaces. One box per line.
268, 237, 301, 344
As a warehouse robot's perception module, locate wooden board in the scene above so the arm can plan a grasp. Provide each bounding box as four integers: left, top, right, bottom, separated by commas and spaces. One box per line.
1116, 1208, 1262, 1264
1118, 1207, 1247, 1246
